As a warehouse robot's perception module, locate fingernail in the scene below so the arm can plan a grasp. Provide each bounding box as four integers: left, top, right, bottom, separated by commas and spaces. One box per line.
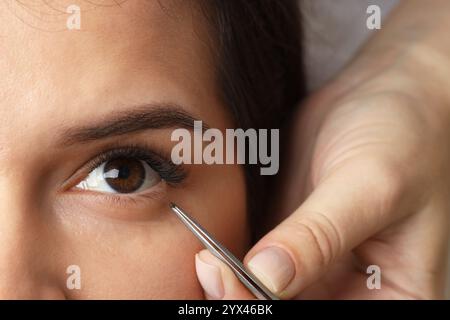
195, 252, 224, 299
247, 246, 295, 293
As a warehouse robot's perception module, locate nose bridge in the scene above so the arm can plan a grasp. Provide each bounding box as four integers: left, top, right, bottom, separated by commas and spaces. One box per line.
0, 167, 65, 299
0, 179, 40, 297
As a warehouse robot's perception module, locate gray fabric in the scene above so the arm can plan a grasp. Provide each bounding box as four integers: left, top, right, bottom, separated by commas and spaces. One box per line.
302, 0, 400, 90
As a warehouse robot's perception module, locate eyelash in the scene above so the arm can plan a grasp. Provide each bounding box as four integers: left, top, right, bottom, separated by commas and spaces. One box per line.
83, 143, 187, 188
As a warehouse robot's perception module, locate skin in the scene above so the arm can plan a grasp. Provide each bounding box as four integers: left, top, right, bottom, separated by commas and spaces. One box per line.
4, 0, 449, 301
0, 0, 248, 299
198, 0, 450, 299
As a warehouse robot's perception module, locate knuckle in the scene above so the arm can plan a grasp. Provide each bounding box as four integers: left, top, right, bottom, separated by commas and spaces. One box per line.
340, 156, 407, 218
365, 158, 407, 213
282, 213, 342, 269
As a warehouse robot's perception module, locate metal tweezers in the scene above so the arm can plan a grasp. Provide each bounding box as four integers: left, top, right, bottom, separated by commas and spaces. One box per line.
170, 202, 279, 300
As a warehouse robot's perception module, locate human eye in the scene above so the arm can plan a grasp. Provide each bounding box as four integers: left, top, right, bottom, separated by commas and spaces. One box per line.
73, 145, 186, 196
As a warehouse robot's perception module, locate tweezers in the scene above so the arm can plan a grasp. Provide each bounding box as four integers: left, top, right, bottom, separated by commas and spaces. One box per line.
170, 202, 279, 300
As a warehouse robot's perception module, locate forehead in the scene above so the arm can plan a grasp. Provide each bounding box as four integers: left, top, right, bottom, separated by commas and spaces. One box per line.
0, 0, 224, 139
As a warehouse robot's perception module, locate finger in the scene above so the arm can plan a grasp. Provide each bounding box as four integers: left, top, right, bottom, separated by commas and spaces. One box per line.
244, 158, 422, 299
195, 249, 255, 300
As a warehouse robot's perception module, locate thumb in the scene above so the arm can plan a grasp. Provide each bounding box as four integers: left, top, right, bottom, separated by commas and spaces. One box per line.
244, 159, 416, 299
195, 249, 255, 300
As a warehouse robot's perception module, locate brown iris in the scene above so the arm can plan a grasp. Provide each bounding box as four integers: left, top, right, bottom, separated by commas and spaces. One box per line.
103, 157, 146, 193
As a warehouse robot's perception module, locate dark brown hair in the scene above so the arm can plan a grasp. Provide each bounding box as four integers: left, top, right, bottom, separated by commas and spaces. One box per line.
204, 0, 305, 233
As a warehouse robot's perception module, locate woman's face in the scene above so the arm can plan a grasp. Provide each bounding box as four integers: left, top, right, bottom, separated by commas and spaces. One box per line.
0, 0, 248, 299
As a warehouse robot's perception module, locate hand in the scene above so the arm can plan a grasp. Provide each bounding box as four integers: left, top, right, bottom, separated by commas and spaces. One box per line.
194, 46, 450, 299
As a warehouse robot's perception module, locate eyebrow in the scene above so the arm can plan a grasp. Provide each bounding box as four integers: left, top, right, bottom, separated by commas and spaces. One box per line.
58, 104, 209, 146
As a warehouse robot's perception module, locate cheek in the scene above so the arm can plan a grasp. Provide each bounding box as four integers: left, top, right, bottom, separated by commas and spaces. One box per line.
53, 209, 205, 299
89, 226, 205, 299
51, 163, 248, 299
170, 163, 249, 258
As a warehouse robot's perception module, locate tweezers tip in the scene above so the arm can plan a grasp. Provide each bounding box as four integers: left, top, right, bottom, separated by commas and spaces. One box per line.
169, 202, 181, 213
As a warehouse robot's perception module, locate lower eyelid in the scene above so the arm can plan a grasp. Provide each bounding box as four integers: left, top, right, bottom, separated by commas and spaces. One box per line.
79, 181, 167, 203
60, 180, 170, 222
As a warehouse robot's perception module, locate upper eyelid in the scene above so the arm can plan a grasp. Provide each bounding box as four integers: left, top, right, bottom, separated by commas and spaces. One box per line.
83, 146, 168, 173
75, 142, 171, 174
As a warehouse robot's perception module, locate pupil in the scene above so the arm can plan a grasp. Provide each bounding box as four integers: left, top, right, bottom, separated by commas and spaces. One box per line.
118, 166, 130, 179
104, 157, 145, 193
